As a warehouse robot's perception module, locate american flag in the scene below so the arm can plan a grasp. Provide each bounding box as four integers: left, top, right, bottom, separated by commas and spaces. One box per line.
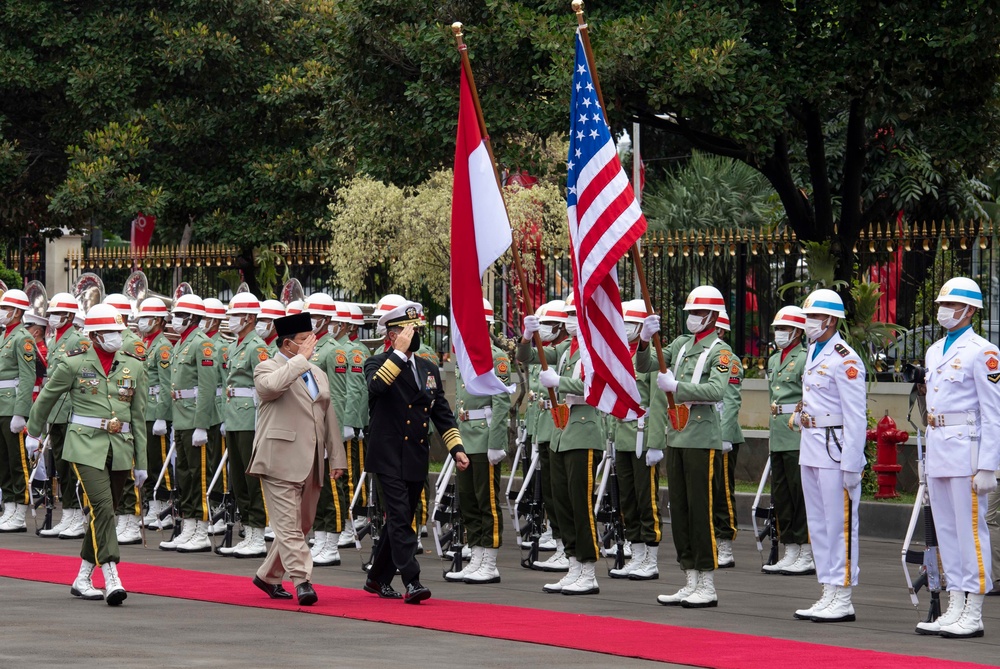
566, 31, 646, 421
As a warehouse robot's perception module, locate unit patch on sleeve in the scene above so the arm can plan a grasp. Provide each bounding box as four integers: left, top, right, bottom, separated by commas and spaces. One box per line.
845, 366, 859, 380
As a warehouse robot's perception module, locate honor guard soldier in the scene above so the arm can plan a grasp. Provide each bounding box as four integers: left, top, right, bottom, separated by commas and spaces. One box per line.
135, 298, 175, 532
638, 285, 731, 608
763, 307, 814, 575
792, 289, 866, 623
446, 298, 512, 585
103, 294, 139, 345
38, 293, 87, 538
27, 303, 148, 605
0, 289, 37, 533
218, 293, 270, 558
608, 300, 664, 581
160, 294, 217, 553
713, 311, 744, 569
257, 300, 285, 355
433, 314, 450, 364
200, 297, 229, 536
286, 300, 304, 316
520, 295, 605, 596
917, 278, 1000, 638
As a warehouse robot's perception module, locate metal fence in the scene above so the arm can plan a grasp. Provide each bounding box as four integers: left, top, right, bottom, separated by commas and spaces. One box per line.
2, 236, 45, 286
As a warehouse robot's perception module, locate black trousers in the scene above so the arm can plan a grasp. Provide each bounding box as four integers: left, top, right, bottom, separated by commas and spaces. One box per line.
368, 473, 424, 587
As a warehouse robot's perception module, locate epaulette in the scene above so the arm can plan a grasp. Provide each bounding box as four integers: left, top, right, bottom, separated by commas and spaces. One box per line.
66, 347, 88, 357
834, 343, 850, 357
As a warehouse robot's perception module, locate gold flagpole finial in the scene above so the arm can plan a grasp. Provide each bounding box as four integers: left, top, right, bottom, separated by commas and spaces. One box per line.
572, 0, 584, 15
452, 22, 463, 37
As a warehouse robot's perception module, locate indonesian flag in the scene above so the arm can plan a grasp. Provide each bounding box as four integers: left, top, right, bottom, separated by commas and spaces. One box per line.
450, 66, 515, 396
131, 212, 155, 252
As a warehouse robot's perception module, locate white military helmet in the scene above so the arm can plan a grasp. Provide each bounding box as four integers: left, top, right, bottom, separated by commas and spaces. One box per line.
347, 303, 365, 326
372, 293, 407, 319
0, 289, 31, 311
172, 294, 205, 318
103, 293, 133, 317
433, 315, 449, 328
83, 303, 127, 333
483, 298, 495, 324
23, 311, 48, 327
683, 285, 726, 313
304, 293, 336, 319
330, 301, 354, 325
285, 300, 304, 316
259, 299, 285, 321
935, 277, 983, 309
801, 288, 845, 319
771, 305, 807, 330
538, 299, 569, 323
621, 299, 648, 323
716, 310, 731, 331
563, 293, 576, 315
202, 298, 227, 321
138, 297, 169, 319
48, 292, 79, 315
228, 293, 261, 316
73, 299, 86, 327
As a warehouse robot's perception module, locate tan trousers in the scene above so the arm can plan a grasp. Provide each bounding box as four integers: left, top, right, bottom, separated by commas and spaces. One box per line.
256, 471, 321, 587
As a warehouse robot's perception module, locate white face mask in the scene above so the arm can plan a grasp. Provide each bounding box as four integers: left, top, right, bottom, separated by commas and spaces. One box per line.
227, 316, 244, 333
624, 322, 641, 341
0, 309, 11, 326
774, 331, 793, 349
170, 316, 187, 334
48, 313, 65, 329
255, 321, 272, 338
311, 317, 324, 334
198, 320, 210, 331
936, 305, 967, 331
96, 331, 123, 353
565, 319, 579, 337
136, 317, 156, 334
804, 317, 828, 342
538, 324, 557, 342
686, 313, 709, 334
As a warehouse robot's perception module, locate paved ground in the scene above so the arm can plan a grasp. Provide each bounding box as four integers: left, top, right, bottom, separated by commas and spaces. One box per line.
1, 516, 997, 668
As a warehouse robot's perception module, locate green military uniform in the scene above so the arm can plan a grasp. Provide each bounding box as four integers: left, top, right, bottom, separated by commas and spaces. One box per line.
309, 333, 347, 537
115, 328, 147, 518
636, 333, 729, 572
529, 346, 566, 542
342, 336, 370, 518
45, 325, 86, 515
455, 346, 512, 550
768, 343, 809, 545
27, 340, 148, 567
142, 331, 175, 502
0, 322, 37, 512
713, 354, 744, 545
223, 331, 270, 530
207, 330, 228, 506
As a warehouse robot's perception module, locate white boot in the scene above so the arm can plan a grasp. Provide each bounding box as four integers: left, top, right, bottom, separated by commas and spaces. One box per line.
0, 501, 13, 525
810, 585, 856, 622
601, 539, 632, 558
781, 543, 816, 575
176, 520, 212, 553
763, 543, 800, 573
446, 545, 483, 581
117, 515, 142, 546
59, 508, 87, 539
218, 525, 252, 556
657, 569, 698, 605
313, 533, 342, 565
940, 593, 986, 639
101, 561, 127, 606
141, 500, 160, 529
337, 522, 357, 547
70, 560, 104, 600
0, 504, 27, 532
159, 518, 195, 551
264, 526, 274, 541
465, 547, 501, 584
717, 539, 735, 568
310, 531, 328, 558
534, 539, 570, 572
115, 515, 126, 537
794, 583, 836, 620
544, 557, 582, 593
681, 571, 718, 608
629, 544, 660, 581
562, 561, 599, 595
917, 590, 966, 635
537, 527, 557, 551
40, 508, 75, 537
610, 542, 646, 579
233, 527, 267, 559
156, 503, 174, 531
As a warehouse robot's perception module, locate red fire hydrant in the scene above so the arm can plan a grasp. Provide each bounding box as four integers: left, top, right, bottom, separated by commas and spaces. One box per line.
866, 411, 909, 499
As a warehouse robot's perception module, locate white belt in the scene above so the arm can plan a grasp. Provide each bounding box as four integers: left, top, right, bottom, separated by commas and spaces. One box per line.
771, 403, 797, 416
803, 414, 843, 429
227, 387, 255, 398
565, 395, 587, 407
538, 399, 552, 410
70, 414, 131, 434
928, 411, 979, 428
0, 379, 19, 389
637, 414, 646, 431
148, 385, 161, 396
458, 407, 492, 426
216, 387, 224, 397
171, 388, 198, 400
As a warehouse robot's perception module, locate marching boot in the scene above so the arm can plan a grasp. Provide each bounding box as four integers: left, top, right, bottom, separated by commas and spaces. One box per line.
207, 509, 227, 536
629, 544, 659, 581
811, 585, 856, 622
233, 527, 267, 559
446, 546, 482, 582
40, 508, 75, 537
780, 543, 816, 575
465, 547, 501, 584
337, 522, 357, 548
156, 504, 174, 531
0, 501, 13, 525
175, 520, 212, 553
543, 557, 582, 593
917, 590, 966, 635
610, 542, 646, 579
218, 525, 251, 556
310, 531, 328, 558
0, 504, 27, 532
940, 593, 986, 639
657, 569, 698, 606
313, 534, 342, 566
533, 539, 570, 572
141, 500, 161, 529
562, 561, 600, 595
59, 508, 87, 539
681, 571, 718, 608
160, 518, 195, 551
762, 543, 800, 573
117, 515, 142, 546
537, 526, 557, 551
264, 526, 274, 541
602, 539, 632, 558
114, 515, 127, 538
101, 562, 127, 606
794, 584, 836, 620
716, 540, 735, 568
70, 560, 104, 601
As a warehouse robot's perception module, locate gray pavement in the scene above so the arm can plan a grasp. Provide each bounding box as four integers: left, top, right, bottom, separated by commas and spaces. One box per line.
1, 516, 998, 668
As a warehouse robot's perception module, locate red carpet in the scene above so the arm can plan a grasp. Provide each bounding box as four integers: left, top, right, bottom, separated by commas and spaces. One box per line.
0, 548, 988, 669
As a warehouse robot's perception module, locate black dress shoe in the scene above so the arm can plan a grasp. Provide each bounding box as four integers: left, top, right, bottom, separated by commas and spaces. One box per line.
296, 581, 318, 606
403, 581, 431, 604
364, 578, 402, 599
253, 576, 292, 600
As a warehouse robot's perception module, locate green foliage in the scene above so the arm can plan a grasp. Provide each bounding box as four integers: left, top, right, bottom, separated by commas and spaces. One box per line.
254, 244, 290, 300
0, 261, 22, 290
840, 277, 899, 384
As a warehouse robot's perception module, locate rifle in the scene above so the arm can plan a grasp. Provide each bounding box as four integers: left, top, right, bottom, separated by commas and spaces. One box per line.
901, 421, 943, 626
594, 440, 626, 572
514, 440, 544, 569
207, 448, 237, 553
505, 420, 527, 518
751, 458, 779, 568
432, 457, 466, 577
154, 429, 182, 540
350, 470, 384, 572
27, 434, 54, 534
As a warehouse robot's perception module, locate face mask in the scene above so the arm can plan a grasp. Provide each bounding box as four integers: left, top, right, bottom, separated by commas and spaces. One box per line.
97, 331, 123, 353
48, 314, 65, 329
198, 320, 210, 331
936, 305, 967, 331
804, 317, 828, 342
565, 319, 579, 337
170, 316, 187, 334
228, 316, 244, 333
774, 331, 793, 349
408, 332, 421, 353
686, 314, 709, 334
256, 321, 272, 338
0, 310, 11, 327
538, 324, 557, 342
624, 323, 641, 341
311, 318, 324, 334
136, 317, 155, 334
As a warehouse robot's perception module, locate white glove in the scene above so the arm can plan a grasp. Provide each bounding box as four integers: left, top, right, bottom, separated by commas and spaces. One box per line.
640, 314, 660, 342
842, 470, 862, 491
645, 449, 664, 467
973, 469, 998, 495
133, 469, 148, 489
219, 422, 227, 437
25, 434, 41, 458
657, 370, 678, 393
9, 415, 25, 433
522, 315, 540, 338
487, 449, 506, 466
539, 368, 560, 389
722, 441, 733, 453
152, 419, 167, 436
33, 456, 47, 481
343, 426, 356, 441
192, 428, 209, 447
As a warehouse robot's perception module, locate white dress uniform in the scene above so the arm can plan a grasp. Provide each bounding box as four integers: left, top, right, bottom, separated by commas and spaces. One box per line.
798, 331, 866, 588
924, 327, 1000, 595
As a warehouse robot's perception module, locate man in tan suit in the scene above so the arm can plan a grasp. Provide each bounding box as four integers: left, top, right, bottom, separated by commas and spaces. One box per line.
248, 312, 346, 606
